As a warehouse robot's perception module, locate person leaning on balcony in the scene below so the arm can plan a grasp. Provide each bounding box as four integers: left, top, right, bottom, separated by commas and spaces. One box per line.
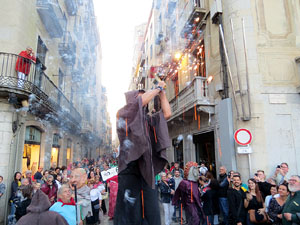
15, 47, 36, 87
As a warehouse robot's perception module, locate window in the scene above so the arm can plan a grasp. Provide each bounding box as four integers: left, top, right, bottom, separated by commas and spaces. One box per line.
37, 36, 48, 66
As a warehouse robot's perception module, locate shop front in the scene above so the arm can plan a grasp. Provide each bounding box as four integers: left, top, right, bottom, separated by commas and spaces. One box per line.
51, 134, 60, 167
22, 126, 42, 175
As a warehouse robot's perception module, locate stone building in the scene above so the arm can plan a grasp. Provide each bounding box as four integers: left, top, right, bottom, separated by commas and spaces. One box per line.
131, 0, 300, 179
0, 0, 110, 223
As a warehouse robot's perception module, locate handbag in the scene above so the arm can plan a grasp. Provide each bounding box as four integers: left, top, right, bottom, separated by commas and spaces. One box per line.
249, 209, 268, 224
101, 192, 108, 200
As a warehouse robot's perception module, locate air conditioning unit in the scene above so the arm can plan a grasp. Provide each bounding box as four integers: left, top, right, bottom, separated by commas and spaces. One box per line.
210, 0, 222, 23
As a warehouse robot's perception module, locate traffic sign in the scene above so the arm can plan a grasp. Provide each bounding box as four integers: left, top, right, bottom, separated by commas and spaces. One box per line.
234, 128, 252, 146
237, 146, 252, 154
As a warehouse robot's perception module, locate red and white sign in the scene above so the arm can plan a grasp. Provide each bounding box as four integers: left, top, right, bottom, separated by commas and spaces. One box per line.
234, 129, 252, 146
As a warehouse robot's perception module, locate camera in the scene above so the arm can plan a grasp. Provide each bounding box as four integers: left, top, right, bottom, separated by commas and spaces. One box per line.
255, 173, 258, 176
277, 165, 281, 169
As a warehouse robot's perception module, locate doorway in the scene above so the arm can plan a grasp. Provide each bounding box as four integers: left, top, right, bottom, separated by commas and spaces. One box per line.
22, 126, 42, 176
194, 131, 216, 177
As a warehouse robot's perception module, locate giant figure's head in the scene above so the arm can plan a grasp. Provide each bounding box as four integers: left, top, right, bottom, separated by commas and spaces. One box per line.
70, 168, 87, 189
184, 161, 199, 182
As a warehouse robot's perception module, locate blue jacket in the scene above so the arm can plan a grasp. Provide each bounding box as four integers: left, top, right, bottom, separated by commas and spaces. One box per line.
49, 202, 76, 225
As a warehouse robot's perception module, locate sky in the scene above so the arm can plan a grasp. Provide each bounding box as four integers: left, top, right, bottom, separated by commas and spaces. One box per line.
93, 0, 153, 140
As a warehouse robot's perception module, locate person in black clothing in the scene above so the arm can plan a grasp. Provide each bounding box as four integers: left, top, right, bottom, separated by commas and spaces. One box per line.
254, 170, 272, 200
9, 172, 22, 217
228, 175, 246, 225
33, 167, 43, 183
200, 176, 214, 225
244, 178, 266, 225
218, 166, 230, 225
206, 172, 220, 224
159, 172, 175, 225
15, 185, 33, 220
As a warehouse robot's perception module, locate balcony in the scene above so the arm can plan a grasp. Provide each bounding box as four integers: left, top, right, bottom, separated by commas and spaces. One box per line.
168, 77, 214, 121
179, 0, 206, 38
81, 120, 92, 133
58, 34, 76, 66
64, 0, 78, 16
0, 52, 81, 131
36, 0, 67, 38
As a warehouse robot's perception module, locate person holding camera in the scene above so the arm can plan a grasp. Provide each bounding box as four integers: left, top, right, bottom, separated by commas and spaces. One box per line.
273, 163, 290, 186
254, 170, 272, 200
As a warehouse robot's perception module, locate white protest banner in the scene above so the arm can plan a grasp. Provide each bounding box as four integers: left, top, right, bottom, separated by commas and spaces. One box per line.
101, 167, 118, 181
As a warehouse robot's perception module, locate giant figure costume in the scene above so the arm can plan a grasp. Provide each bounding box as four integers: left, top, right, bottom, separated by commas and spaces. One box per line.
172, 162, 204, 225
114, 90, 171, 225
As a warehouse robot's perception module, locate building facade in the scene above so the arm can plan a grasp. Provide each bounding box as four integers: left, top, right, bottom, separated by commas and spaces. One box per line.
131, 0, 300, 179
0, 0, 111, 223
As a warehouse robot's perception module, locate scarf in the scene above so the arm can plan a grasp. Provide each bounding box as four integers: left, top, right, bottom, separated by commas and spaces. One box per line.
58, 197, 76, 206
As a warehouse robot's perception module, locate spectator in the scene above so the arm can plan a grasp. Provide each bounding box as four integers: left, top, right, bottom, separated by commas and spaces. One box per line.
227, 175, 246, 225
49, 185, 78, 225
199, 176, 214, 225
0, 175, 6, 199
41, 170, 49, 184
199, 163, 208, 176
16, 189, 69, 225
15, 47, 36, 88
86, 180, 102, 224
218, 166, 229, 225
88, 170, 95, 181
32, 181, 41, 194
25, 170, 32, 185
244, 178, 266, 224
170, 162, 175, 172
254, 170, 272, 199
206, 171, 220, 225
273, 163, 290, 185
9, 172, 22, 219
159, 172, 175, 225
282, 175, 300, 225
267, 183, 289, 225
172, 169, 183, 222
171, 162, 184, 178
41, 175, 57, 205
34, 167, 43, 183
15, 184, 33, 221
55, 174, 62, 189
265, 185, 279, 212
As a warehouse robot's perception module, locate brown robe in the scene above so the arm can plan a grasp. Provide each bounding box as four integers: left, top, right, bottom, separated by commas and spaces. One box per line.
117, 90, 170, 188
16, 189, 69, 225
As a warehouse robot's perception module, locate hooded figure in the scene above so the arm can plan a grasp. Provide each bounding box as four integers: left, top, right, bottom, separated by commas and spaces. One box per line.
114, 84, 171, 225
172, 162, 204, 225
16, 189, 69, 225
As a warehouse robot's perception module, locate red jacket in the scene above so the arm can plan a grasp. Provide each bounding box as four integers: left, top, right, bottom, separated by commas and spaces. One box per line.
15, 51, 36, 75
41, 183, 57, 205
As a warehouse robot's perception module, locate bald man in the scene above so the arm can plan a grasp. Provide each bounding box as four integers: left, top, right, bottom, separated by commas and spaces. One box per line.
218, 166, 229, 225
70, 168, 92, 222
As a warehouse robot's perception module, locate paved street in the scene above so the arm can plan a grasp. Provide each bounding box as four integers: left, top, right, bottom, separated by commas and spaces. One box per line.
100, 199, 185, 225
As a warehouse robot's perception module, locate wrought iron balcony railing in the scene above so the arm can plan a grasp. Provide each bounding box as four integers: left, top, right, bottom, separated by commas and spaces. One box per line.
168, 76, 213, 121
0, 52, 81, 129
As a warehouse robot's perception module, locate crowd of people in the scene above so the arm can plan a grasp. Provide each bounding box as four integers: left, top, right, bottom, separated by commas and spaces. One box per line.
1, 157, 118, 225
158, 161, 300, 225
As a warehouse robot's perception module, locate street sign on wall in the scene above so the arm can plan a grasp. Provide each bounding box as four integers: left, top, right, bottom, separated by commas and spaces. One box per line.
234, 128, 252, 146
